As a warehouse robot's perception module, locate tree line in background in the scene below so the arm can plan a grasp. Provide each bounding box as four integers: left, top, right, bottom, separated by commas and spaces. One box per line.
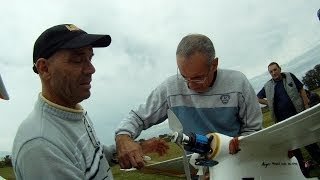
0, 155, 12, 168
302, 64, 320, 90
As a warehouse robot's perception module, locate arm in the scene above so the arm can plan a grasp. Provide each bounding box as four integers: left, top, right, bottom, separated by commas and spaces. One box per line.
102, 144, 117, 166
309, 92, 320, 107
115, 134, 144, 169
300, 88, 309, 109
115, 84, 169, 139
290, 73, 309, 109
115, 135, 169, 169
258, 98, 268, 105
239, 74, 263, 135
140, 137, 169, 155
115, 84, 169, 169
257, 87, 268, 105
15, 139, 83, 180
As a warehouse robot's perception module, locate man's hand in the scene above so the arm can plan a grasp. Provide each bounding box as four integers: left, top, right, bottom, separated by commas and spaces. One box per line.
116, 134, 145, 169
287, 150, 294, 158
229, 137, 240, 154
140, 138, 169, 156
258, 98, 268, 106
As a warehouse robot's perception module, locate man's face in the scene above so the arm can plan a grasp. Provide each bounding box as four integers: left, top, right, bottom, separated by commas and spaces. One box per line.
268, 64, 281, 80
177, 52, 217, 93
46, 46, 95, 107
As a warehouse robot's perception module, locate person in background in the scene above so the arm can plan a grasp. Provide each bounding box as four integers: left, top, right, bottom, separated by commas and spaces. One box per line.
304, 89, 320, 169
11, 24, 167, 180
305, 89, 320, 107
115, 34, 262, 170
0, 74, 9, 100
257, 62, 311, 177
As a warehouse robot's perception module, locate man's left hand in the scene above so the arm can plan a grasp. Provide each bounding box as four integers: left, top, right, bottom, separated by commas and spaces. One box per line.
140, 138, 169, 156
229, 137, 240, 154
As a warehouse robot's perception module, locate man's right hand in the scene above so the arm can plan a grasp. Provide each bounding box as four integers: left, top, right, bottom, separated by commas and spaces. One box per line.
115, 134, 145, 169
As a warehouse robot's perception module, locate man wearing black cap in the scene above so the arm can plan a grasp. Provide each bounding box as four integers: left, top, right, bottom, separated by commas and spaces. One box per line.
11, 24, 114, 180
11, 24, 167, 180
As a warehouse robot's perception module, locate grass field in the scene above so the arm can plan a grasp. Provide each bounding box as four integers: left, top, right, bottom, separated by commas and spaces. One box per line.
1, 89, 319, 179
0, 167, 15, 180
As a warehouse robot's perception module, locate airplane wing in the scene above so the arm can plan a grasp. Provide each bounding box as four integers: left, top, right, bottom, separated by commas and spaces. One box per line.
135, 104, 320, 179
203, 104, 320, 179
240, 103, 320, 151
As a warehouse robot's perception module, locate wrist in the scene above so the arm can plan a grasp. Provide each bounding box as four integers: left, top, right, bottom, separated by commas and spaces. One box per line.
116, 134, 133, 143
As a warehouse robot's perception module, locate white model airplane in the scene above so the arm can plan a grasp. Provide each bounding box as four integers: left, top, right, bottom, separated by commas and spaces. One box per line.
143, 104, 320, 180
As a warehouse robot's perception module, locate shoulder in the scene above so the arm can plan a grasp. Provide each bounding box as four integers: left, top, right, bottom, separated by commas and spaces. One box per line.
12, 111, 67, 162
284, 72, 298, 80
285, 72, 303, 86
150, 75, 177, 92
13, 138, 60, 166
213, 69, 254, 93
219, 69, 253, 88
288, 72, 296, 77
218, 69, 247, 80
12, 113, 43, 157
219, 69, 244, 75
19, 138, 59, 155
166, 74, 178, 84
160, 74, 187, 92
264, 79, 273, 86
13, 137, 76, 178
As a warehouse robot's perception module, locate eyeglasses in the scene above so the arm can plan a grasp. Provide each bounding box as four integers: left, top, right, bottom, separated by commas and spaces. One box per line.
176, 67, 211, 84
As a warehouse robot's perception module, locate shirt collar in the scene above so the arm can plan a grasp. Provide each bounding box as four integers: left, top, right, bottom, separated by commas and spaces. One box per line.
40, 93, 84, 113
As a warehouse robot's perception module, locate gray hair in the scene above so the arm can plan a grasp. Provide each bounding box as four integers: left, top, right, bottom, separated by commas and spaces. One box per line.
176, 34, 215, 64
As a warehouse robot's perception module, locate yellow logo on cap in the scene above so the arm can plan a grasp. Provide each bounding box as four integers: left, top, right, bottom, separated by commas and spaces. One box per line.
65, 24, 80, 31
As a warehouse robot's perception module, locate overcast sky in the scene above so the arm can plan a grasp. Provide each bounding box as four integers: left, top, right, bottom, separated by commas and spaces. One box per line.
0, 0, 320, 152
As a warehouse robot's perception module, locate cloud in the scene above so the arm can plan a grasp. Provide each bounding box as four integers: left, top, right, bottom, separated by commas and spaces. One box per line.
1, 0, 320, 151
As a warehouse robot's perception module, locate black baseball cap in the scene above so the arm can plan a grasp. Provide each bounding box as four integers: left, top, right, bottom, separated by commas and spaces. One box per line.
33, 24, 111, 73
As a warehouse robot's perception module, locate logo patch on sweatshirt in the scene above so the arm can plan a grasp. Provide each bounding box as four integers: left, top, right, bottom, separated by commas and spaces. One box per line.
220, 94, 230, 104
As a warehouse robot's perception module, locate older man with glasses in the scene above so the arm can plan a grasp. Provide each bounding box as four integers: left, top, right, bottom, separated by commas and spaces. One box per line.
115, 34, 262, 170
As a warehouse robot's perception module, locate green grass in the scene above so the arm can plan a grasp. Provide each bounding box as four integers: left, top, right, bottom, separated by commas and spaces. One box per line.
0, 143, 185, 180
112, 142, 185, 180
314, 88, 320, 95
0, 167, 15, 180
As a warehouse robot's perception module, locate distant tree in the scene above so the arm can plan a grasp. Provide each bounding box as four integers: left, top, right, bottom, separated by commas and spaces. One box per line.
314, 64, 320, 83
3, 155, 12, 167
302, 64, 320, 90
0, 161, 5, 168
0, 155, 12, 167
